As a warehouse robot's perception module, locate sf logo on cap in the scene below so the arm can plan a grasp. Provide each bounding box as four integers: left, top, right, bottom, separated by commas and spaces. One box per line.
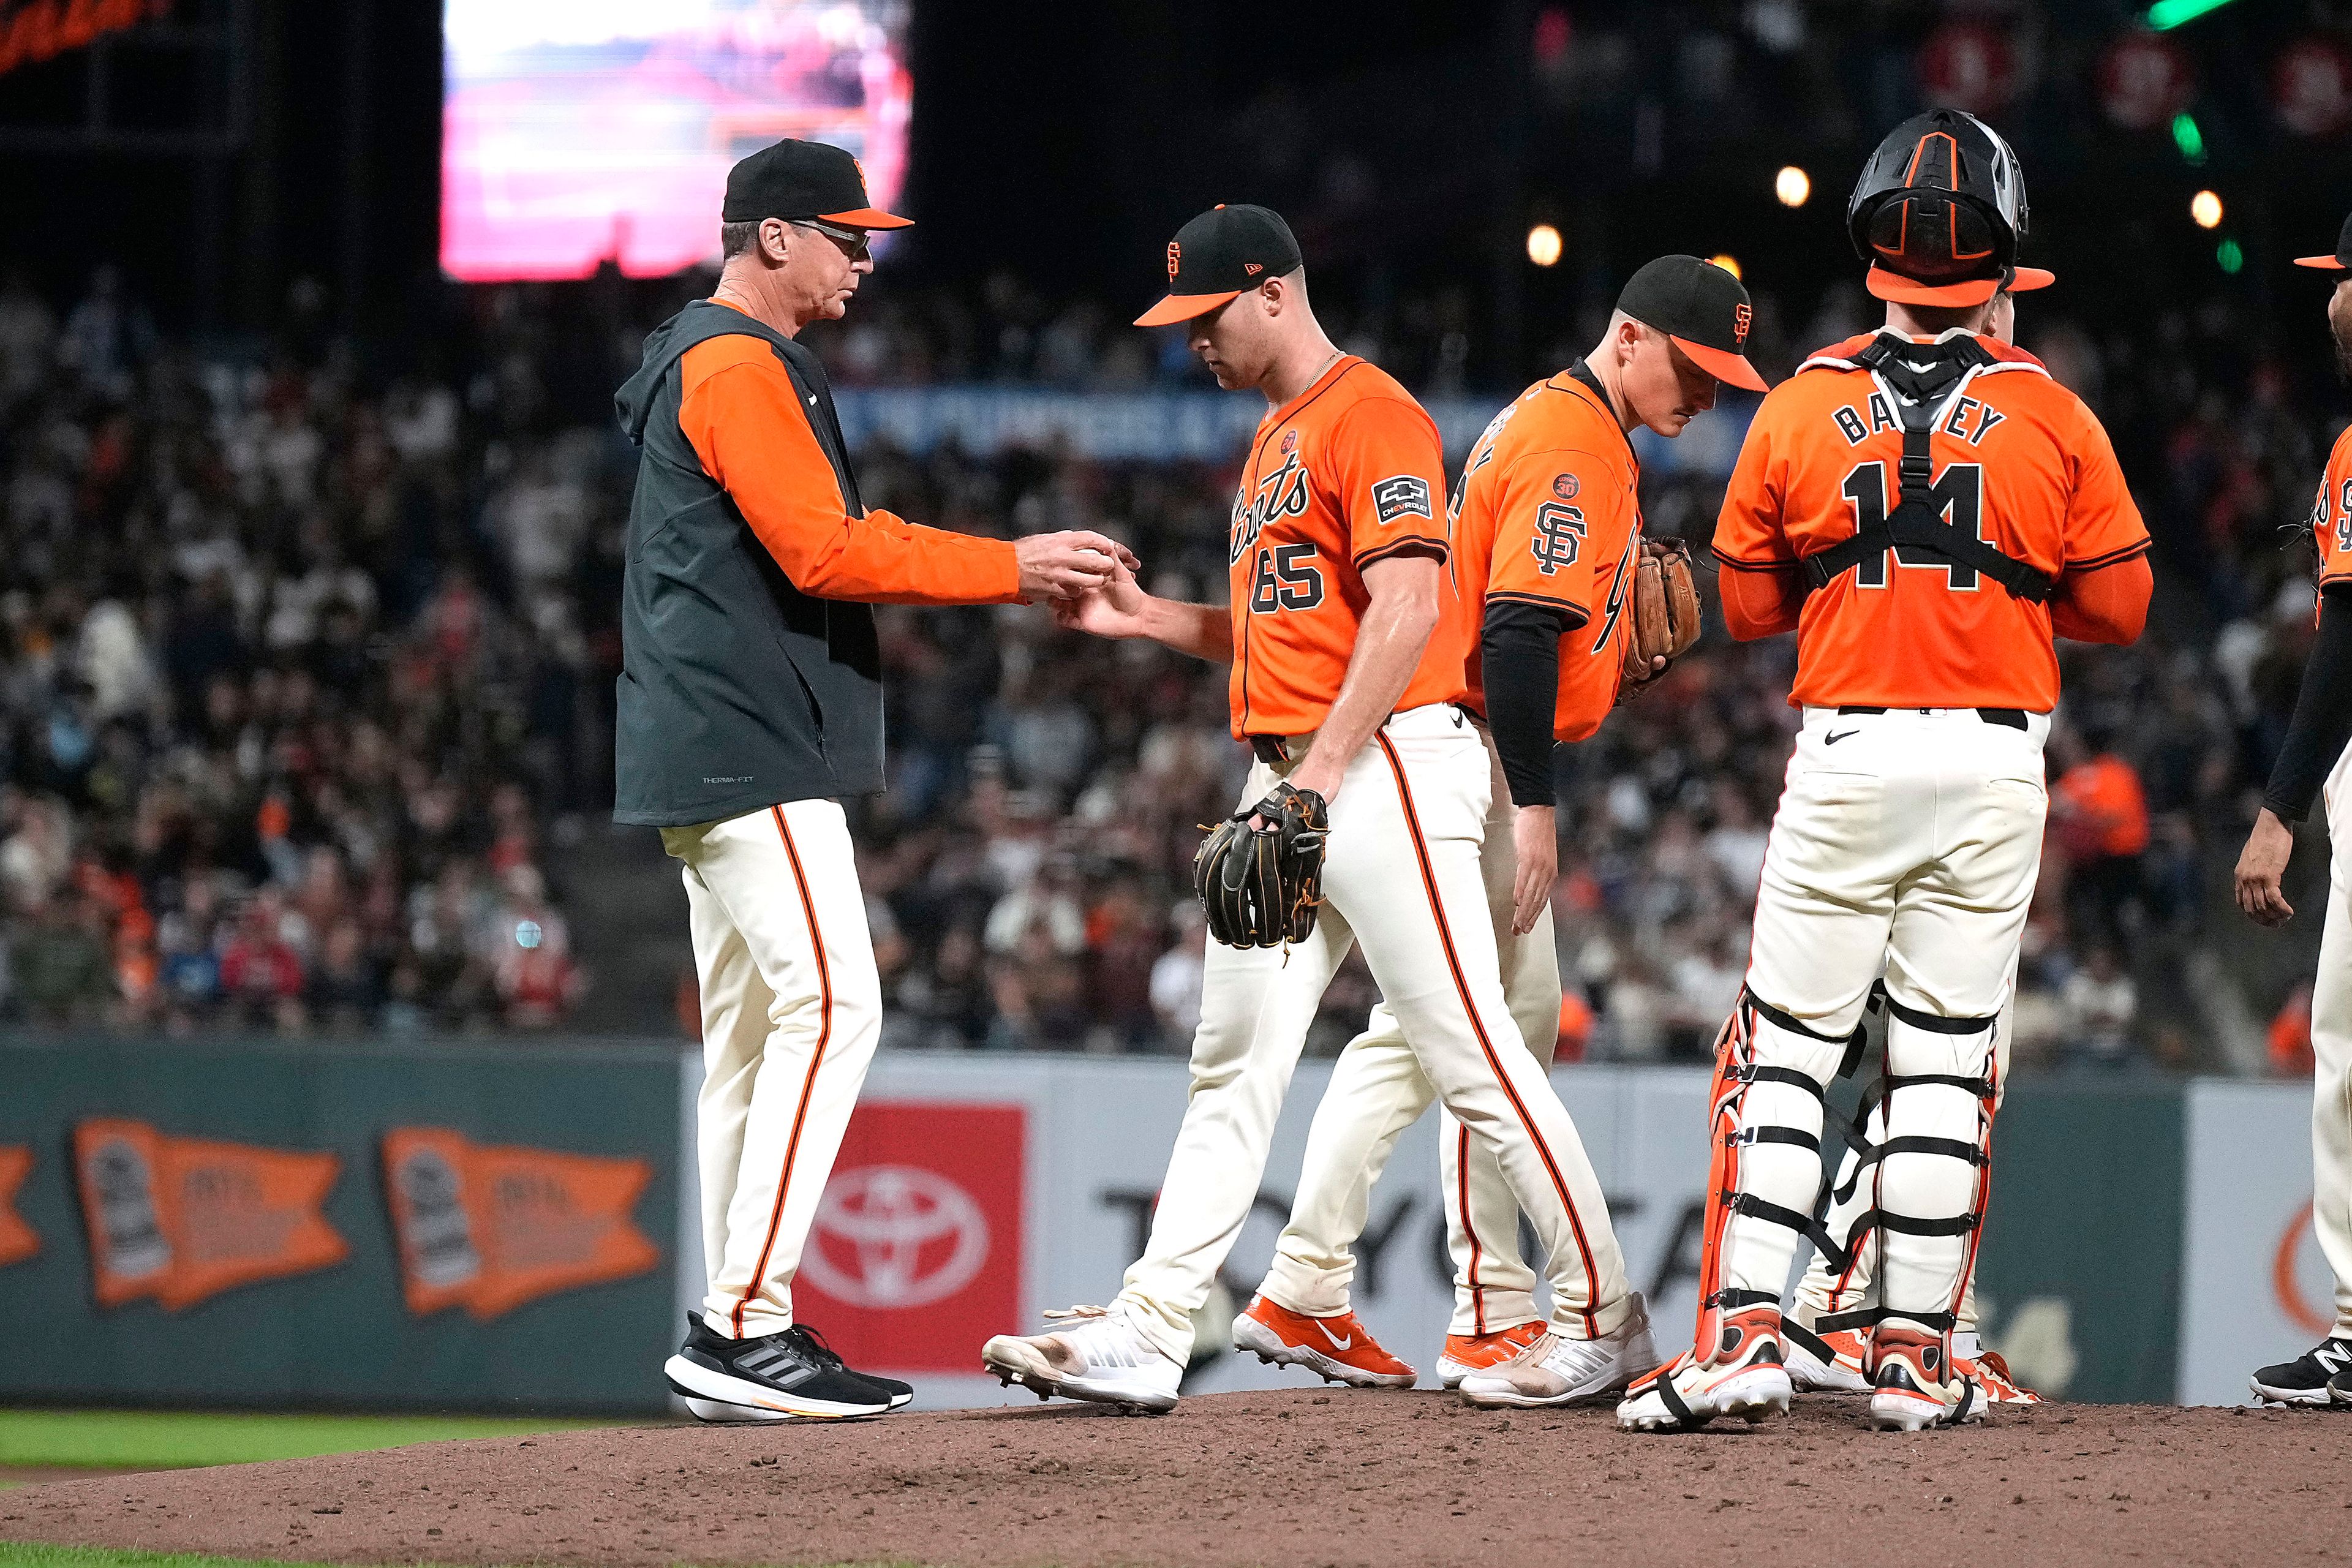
1167, 241, 1182, 281
1733, 303, 1752, 346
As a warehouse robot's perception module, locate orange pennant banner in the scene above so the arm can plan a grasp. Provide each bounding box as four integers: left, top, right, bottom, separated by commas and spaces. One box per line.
73, 1119, 348, 1311
381, 1128, 659, 1321
0, 1146, 37, 1269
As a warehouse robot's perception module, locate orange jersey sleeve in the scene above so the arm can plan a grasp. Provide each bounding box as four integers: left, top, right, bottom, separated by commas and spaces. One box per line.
1710, 332, 2149, 712
1453, 371, 1642, 742
1224, 358, 1467, 738
678, 337, 1021, 607
2312, 424, 2352, 587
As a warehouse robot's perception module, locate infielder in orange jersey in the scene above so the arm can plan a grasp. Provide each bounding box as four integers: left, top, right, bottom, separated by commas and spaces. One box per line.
1781, 266, 2055, 1409
1228, 257, 1769, 1404
1616, 109, 2152, 1434
980, 203, 1657, 1412
2237, 213, 2352, 1408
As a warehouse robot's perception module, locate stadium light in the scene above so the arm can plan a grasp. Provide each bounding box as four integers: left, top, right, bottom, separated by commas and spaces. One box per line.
1526, 224, 1563, 267
2171, 113, 2206, 165
2217, 238, 2244, 274
1774, 166, 1811, 208
2147, 0, 2241, 29
1708, 254, 1743, 280
2190, 190, 2224, 229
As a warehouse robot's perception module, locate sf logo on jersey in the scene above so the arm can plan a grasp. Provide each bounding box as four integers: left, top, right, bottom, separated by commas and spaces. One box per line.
1231, 453, 1311, 563
1531, 502, 1585, 575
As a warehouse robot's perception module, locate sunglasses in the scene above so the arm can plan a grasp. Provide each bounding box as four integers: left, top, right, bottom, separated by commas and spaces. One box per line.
790, 218, 872, 262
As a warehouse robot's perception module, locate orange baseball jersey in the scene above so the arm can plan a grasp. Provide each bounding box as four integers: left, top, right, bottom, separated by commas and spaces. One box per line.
1450, 366, 1643, 741
1714, 331, 2147, 711
2308, 422, 2352, 590
1225, 355, 1465, 737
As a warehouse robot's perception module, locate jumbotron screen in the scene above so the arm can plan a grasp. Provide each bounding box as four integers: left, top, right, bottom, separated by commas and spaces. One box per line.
441, 0, 912, 282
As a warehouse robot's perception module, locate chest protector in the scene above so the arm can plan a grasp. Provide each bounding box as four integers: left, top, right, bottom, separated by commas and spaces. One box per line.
1796, 333, 2055, 603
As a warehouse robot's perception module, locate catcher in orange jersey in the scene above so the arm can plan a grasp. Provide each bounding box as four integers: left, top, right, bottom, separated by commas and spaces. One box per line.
982, 203, 1654, 1412
1232, 257, 1762, 1403
1781, 267, 2053, 1408
1618, 109, 2152, 1434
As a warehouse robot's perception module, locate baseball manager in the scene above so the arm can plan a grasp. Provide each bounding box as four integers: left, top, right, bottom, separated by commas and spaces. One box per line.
613, 138, 1128, 1422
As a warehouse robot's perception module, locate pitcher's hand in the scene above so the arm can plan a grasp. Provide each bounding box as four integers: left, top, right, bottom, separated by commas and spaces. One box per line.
1050, 556, 1152, 638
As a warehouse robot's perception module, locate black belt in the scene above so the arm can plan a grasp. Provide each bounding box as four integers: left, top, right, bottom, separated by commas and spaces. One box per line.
1250, 735, 1294, 764
1836, 705, 2028, 731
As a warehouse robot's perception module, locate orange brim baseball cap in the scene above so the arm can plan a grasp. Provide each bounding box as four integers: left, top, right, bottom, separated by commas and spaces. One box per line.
1866, 263, 2000, 307
1134, 290, 1242, 328
1135, 203, 1301, 328
2008, 266, 2055, 292
2299, 214, 2352, 270
817, 206, 913, 229
1618, 254, 1770, 392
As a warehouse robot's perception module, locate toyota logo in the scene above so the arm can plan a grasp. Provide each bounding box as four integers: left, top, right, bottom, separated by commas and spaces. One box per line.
799, 1165, 989, 1309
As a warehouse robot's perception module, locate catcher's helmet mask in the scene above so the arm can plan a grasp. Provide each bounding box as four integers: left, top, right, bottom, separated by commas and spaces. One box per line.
1848, 110, 2030, 306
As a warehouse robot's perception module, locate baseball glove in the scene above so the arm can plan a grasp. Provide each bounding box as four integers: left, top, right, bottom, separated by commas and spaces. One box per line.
1619, 537, 1705, 697
1193, 780, 1329, 948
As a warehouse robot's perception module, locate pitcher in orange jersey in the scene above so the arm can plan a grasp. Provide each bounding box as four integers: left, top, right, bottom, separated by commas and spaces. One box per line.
982, 204, 1654, 1414
1236, 257, 1768, 1404
1619, 110, 2150, 1436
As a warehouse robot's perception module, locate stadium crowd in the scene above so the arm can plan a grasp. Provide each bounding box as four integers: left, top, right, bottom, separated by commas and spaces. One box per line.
0, 261, 2336, 1072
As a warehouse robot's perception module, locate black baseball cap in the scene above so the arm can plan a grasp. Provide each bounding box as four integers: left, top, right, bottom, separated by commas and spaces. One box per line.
2296, 213, 2352, 271
1134, 205, 1303, 327
723, 138, 909, 229
1616, 255, 1769, 391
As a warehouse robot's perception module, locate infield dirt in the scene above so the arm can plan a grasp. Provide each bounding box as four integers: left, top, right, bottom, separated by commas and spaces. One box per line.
4, 1388, 2348, 1567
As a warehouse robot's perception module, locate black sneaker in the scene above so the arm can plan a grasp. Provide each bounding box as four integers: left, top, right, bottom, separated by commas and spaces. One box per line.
2250, 1337, 2352, 1406
665, 1315, 902, 1420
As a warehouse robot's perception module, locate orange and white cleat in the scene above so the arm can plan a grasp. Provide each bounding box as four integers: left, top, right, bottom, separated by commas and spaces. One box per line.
1232, 1297, 1416, 1389
1957, 1349, 2040, 1405
1436, 1321, 1546, 1389
1868, 1327, 1985, 1431
1616, 1306, 1793, 1432
1784, 1321, 1872, 1394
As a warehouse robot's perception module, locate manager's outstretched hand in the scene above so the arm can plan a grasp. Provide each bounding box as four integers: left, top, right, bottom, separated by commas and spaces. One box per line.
1016, 532, 1140, 600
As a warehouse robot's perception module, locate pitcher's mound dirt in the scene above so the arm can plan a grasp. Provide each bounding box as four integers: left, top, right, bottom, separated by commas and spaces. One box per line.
5, 1389, 2350, 1567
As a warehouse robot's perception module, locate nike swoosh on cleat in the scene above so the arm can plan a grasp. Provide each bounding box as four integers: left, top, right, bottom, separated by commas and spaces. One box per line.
1318, 1324, 1354, 1351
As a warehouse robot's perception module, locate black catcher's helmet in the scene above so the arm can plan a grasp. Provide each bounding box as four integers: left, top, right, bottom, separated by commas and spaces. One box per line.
1847, 109, 2030, 306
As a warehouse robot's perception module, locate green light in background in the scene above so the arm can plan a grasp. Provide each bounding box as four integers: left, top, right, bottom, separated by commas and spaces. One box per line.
2171, 113, 2206, 165
2148, 0, 2241, 29
2217, 238, 2244, 274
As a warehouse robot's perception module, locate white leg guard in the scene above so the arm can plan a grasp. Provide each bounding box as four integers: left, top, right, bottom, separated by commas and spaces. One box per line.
1872, 997, 1996, 1352
1692, 990, 1866, 1363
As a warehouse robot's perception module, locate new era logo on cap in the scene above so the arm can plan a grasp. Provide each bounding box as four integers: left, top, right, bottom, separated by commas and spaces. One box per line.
1136, 204, 1304, 328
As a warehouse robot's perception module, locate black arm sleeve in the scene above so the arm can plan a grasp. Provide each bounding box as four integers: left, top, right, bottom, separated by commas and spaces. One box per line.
2264, 583, 2352, 823
1482, 600, 1569, 809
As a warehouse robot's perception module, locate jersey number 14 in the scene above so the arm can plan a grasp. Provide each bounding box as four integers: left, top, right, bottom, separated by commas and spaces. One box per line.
1842, 461, 1989, 591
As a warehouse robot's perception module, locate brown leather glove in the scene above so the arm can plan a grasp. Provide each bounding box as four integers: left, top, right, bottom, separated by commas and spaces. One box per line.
1619, 537, 1705, 699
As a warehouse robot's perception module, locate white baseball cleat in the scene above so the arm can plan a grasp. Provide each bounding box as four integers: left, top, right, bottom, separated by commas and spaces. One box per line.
1457, 1292, 1658, 1408
1784, 1321, 1872, 1394
1868, 1329, 1985, 1431
981, 1306, 1182, 1414
1616, 1306, 1794, 1432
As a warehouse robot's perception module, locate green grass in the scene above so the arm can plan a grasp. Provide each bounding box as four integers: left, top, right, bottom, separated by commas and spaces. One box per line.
0, 1410, 617, 1472
0, 1548, 447, 1568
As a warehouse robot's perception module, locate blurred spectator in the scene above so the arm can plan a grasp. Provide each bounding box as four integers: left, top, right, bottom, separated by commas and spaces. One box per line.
2061, 948, 2139, 1072
2052, 731, 2152, 951
2271, 981, 2316, 1079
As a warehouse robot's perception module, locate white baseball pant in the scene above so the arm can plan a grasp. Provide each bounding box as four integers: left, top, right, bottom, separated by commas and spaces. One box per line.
2310, 744, 2352, 1338
1700, 706, 2045, 1357
663, 800, 884, 1340
1257, 725, 1613, 1339
1113, 703, 1635, 1363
